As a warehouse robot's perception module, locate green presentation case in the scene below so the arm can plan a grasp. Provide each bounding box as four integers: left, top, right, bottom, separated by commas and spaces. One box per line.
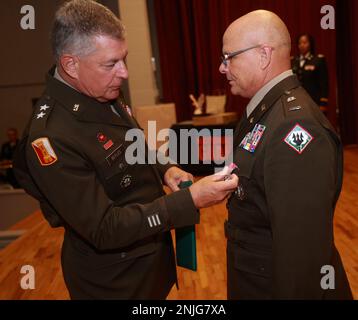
175, 181, 197, 271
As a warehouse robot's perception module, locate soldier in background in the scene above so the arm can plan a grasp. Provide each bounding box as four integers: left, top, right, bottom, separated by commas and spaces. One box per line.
291, 33, 329, 115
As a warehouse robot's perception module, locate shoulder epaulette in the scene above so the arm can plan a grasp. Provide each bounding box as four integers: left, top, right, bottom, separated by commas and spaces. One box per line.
29, 95, 55, 134
281, 88, 305, 118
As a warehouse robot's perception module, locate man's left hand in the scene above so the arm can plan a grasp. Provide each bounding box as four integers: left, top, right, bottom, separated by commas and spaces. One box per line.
164, 166, 194, 192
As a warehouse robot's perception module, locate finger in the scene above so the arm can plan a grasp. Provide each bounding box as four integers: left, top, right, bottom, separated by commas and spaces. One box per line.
166, 179, 180, 192
170, 181, 180, 192
210, 173, 228, 182
179, 171, 193, 182
215, 178, 238, 191
214, 165, 231, 176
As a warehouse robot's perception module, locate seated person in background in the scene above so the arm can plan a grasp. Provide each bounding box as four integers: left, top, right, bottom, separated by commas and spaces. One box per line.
0, 127, 19, 187
291, 33, 329, 115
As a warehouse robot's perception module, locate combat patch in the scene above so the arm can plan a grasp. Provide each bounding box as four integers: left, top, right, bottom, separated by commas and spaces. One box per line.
284, 123, 313, 154
31, 137, 58, 166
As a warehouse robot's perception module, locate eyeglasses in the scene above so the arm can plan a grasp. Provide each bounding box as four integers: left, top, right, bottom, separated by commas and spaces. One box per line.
221, 45, 262, 67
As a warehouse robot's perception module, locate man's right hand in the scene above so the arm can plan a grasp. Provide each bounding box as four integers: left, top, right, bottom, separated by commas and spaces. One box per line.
189, 172, 239, 209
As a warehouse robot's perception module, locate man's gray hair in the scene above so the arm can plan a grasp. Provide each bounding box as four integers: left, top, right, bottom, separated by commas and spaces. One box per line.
51, 0, 125, 62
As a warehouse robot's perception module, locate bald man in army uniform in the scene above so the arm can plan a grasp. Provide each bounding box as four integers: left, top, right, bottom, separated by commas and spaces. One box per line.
14, 0, 238, 299
219, 10, 352, 299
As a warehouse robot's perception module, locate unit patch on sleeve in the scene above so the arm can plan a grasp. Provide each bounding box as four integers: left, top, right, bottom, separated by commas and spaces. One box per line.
31, 137, 58, 166
284, 124, 313, 154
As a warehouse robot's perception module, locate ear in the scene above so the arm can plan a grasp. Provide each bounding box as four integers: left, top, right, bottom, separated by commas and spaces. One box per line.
259, 45, 273, 70
59, 54, 79, 79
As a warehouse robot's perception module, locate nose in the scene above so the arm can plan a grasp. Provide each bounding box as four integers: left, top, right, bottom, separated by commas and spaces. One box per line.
219, 61, 227, 74
116, 60, 129, 79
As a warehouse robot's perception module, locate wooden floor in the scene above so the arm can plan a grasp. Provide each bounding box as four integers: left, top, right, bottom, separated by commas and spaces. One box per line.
1, 147, 358, 300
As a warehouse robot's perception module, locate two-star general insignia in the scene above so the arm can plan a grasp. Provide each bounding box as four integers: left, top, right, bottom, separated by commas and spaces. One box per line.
284, 124, 313, 154
36, 104, 51, 119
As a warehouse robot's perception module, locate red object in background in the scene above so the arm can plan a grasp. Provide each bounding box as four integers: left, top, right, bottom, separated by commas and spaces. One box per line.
153, 0, 338, 128
197, 135, 233, 163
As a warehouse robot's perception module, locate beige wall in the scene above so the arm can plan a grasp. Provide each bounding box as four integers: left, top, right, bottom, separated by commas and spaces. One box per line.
118, 0, 158, 107
0, 0, 156, 142
0, 0, 60, 142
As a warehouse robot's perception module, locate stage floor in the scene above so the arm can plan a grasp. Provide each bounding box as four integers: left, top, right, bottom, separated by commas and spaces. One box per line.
1, 147, 357, 300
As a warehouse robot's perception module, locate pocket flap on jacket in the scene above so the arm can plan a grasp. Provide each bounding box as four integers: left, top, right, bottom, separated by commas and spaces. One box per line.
234, 248, 272, 278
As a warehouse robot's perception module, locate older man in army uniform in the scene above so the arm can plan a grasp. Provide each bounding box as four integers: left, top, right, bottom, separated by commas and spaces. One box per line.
14, 0, 238, 299
219, 10, 352, 299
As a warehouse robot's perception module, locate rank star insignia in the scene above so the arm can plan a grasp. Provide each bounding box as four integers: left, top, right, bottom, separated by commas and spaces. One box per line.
284, 124, 313, 154
36, 112, 46, 119
39, 104, 50, 111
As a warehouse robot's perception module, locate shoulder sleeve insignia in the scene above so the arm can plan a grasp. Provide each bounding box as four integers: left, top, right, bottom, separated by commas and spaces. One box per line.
31, 137, 58, 166
284, 124, 313, 154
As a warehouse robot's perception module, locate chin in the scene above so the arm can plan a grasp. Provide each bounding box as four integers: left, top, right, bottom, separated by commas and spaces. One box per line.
231, 87, 251, 98
230, 86, 241, 96
105, 91, 120, 101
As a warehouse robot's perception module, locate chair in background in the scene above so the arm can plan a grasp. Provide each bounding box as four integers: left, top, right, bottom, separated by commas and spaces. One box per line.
132, 103, 177, 150
205, 95, 226, 114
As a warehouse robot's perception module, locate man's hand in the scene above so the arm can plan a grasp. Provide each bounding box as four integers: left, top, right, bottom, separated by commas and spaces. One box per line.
164, 166, 194, 192
189, 172, 239, 209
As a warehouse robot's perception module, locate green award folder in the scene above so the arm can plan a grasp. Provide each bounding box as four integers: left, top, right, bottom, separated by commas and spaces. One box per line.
175, 181, 197, 271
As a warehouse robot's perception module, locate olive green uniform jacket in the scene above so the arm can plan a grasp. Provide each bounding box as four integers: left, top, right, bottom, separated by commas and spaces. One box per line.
14, 69, 199, 299
226, 75, 352, 299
